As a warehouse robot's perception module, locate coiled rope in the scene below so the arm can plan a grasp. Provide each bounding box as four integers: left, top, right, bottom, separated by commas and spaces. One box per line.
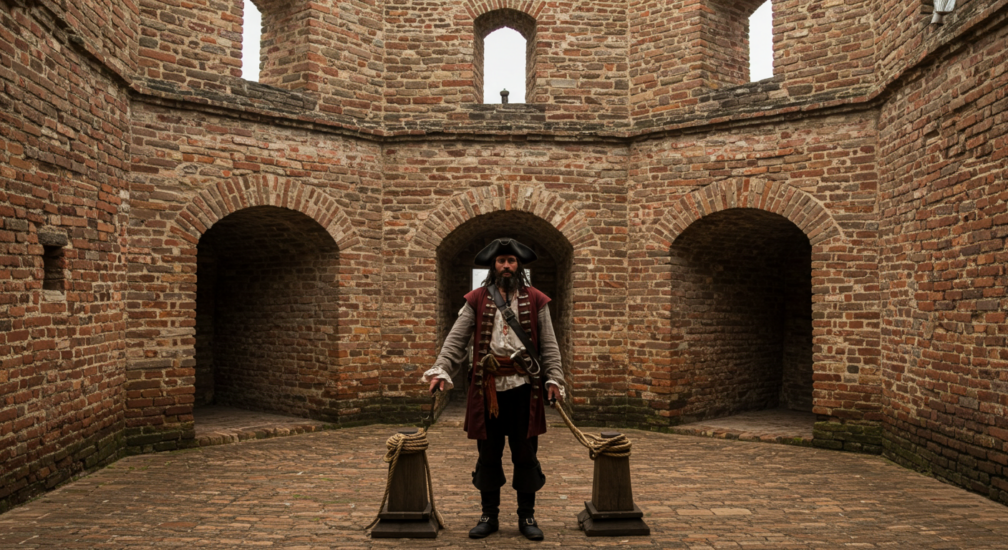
551, 402, 633, 460
365, 428, 447, 531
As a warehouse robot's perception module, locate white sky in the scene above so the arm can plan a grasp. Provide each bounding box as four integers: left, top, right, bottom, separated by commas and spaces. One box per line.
240, 2, 774, 89
750, 1, 774, 82
483, 28, 526, 103
242, 1, 261, 82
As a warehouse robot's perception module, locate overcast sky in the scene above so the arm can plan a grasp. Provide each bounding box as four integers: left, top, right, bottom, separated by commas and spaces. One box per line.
241, 1, 774, 94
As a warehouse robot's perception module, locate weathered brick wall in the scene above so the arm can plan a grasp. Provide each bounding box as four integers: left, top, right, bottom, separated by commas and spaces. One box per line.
628, 0, 703, 118
629, 0, 876, 130
196, 206, 340, 419
872, 0, 990, 89
0, 0, 131, 511
259, 0, 384, 121
138, 0, 242, 89
668, 209, 813, 421
628, 115, 882, 444
126, 103, 383, 451
772, 0, 875, 98
69, 0, 141, 72
382, 0, 630, 133
877, 10, 1008, 505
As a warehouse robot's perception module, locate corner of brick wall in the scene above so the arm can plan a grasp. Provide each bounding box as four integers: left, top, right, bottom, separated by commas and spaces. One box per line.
813, 421, 884, 455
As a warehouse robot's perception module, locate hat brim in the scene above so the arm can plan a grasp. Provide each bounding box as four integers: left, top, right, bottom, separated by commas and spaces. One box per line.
474, 238, 538, 267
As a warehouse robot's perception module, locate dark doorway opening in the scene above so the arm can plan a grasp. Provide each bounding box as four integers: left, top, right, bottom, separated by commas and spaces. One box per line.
195, 206, 339, 422
670, 208, 813, 425
436, 211, 573, 399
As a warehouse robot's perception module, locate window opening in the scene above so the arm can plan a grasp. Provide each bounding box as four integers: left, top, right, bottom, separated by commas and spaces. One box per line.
483, 28, 526, 104
472, 268, 531, 291
42, 245, 65, 292
242, 0, 262, 82
749, 1, 773, 81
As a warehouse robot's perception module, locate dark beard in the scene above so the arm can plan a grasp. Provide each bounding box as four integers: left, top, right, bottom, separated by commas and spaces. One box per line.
495, 270, 518, 293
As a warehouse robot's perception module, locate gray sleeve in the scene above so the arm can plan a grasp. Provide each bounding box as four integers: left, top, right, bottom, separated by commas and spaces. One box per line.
537, 305, 564, 385
431, 303, 476, 382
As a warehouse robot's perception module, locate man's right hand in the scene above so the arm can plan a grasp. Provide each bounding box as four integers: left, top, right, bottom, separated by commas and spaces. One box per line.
429, 378, 445, 394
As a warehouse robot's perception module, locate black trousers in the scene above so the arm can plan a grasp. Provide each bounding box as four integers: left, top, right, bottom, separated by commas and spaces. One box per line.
471, 384, 546, 518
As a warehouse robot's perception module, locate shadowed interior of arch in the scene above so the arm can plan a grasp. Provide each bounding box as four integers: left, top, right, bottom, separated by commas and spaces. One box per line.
195, 206, 340, 423
668, 208, 813, 427
435, 210, 574, 399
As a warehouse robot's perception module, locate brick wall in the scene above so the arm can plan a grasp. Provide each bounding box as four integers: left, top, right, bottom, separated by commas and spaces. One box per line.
628, 115, 882, 441
877, 10, 1008, 505
0, 0, 131, 511
259, 0, 384, 121
668, 208, 813, 421
125, 103, 383, 450
196, 206, 340, 419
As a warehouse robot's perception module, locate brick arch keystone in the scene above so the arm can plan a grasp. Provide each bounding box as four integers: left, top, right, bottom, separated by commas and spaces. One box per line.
415, 184, 597, 254
652, 180, 846, 249
465, 0, 547, 20
169, 174, 358, 250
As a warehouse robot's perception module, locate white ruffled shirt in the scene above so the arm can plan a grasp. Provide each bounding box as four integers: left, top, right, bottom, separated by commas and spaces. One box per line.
421, 294, 565, 398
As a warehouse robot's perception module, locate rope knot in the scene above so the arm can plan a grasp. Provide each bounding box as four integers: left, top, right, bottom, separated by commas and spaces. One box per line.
552, 403, 633, 460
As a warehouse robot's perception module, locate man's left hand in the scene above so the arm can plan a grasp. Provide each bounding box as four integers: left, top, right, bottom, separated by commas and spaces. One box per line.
547, 384, 563, 404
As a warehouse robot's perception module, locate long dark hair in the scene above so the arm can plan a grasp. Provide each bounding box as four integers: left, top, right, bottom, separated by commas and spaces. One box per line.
481, 259, 530, 290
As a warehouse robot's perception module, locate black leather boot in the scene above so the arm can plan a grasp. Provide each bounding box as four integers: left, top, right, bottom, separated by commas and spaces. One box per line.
519, 516, 544, 541
469, 515, 499, 539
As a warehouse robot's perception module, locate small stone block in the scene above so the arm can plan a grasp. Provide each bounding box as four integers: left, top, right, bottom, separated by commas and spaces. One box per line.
369, 515, 439, 539
578, 508, 650, 537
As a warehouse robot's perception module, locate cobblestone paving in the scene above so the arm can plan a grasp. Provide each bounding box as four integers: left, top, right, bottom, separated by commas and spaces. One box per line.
2, 408, 1007, 549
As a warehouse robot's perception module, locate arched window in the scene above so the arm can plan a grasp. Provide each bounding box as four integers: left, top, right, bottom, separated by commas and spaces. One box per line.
241, 0, 262, 82
474, 9, 537, 104
483, 28, 527, 103
749, 1, 773, 81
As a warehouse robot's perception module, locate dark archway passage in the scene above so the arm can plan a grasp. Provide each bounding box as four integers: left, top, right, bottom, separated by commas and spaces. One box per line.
436, 210, 574, 397
195, 206, 340, 421
669, 208, 813, 422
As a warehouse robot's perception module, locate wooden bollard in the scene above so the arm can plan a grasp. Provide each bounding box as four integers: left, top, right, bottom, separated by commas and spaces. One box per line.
576, 431, 650, 536
369, 429, 439, 538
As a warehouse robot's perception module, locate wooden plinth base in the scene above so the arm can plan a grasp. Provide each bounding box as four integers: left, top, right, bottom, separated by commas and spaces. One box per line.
370, 502, 439, 538
370, 515, 439, 538
578, 502, 650, 537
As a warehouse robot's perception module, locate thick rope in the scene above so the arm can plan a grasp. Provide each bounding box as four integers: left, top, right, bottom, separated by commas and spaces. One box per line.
551, 402, 633, 460
365, 429, 447, 531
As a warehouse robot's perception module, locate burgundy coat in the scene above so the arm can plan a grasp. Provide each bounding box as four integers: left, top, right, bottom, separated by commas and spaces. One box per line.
462, 285, 551, 440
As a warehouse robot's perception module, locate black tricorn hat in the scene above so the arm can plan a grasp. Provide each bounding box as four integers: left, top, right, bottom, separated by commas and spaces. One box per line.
474, 238, 538, 267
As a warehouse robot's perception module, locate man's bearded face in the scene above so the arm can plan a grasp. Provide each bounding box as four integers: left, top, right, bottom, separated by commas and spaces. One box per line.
494, 255, 519, 292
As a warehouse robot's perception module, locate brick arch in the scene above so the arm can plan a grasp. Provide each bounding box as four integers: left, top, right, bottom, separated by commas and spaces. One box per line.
169, 174, 358, 250
414, 184, 597, 254
652, 180, 845, 248
464, 0, 547, 20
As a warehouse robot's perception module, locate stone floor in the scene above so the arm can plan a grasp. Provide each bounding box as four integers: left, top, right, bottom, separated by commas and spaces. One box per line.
2, 404, 1007, 549
671, 408, 816, 445
193, 406, 328, 447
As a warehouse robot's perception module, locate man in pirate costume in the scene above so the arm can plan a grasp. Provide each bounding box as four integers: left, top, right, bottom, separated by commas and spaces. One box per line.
423, 238, 565, 541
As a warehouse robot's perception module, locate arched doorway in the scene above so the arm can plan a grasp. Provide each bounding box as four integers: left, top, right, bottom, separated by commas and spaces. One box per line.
669, 208, 813, 421
194, 206, 339, 421
435, 210, 574, 398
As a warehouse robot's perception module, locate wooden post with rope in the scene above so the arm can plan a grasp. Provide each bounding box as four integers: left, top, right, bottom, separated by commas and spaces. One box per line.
551, 400, 650, 536
367, 391, 446, 538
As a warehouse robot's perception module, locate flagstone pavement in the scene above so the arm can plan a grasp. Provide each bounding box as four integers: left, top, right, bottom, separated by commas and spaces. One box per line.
2, 403, 1007, 549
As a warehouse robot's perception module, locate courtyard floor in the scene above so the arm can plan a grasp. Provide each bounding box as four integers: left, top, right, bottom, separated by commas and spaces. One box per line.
1, 403, 1007, 549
